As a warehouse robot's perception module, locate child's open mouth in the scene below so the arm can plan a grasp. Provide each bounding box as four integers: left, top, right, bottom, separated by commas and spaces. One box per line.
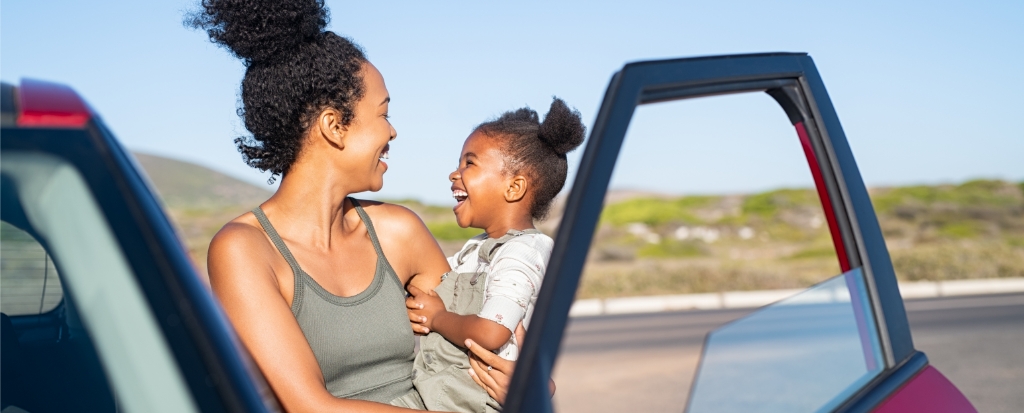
452, 189, 468, 211
379, 144, 390, 161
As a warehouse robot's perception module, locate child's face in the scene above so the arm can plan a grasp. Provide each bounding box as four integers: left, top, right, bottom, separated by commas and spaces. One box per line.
449, 131, 511, 229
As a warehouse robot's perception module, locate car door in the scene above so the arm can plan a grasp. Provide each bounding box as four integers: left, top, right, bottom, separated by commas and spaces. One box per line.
1, 79, 277, 412
504, 53, 974, 412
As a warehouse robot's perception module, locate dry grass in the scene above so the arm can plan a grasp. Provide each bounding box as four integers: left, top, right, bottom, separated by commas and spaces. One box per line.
578, 257, 838, 299
570, 180, 1024, 298
890, 241, 1024, 281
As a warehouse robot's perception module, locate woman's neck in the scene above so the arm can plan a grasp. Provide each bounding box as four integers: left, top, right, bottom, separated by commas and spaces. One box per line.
263, 159, 357, 249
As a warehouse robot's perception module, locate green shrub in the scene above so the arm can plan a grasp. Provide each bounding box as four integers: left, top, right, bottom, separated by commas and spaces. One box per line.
636, 240, 706, 258
938, 221, 983, 239
601, 197, 703, 226
741, 188, 818, 217
426, 221, 482, 241
872, 180, 1022, 214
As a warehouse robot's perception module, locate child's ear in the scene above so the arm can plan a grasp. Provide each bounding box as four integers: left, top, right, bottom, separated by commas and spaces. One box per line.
315, 108, 345, 150
505, 175, 529, 202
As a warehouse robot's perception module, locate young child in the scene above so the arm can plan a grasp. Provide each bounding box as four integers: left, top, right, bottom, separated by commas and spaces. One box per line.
401, 98, 585, 412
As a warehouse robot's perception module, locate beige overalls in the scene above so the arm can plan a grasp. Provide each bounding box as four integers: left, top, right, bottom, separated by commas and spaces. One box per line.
394, 229, 540, 412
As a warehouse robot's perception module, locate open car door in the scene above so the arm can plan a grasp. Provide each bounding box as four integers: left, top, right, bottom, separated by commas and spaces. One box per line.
504, 53, 975, 413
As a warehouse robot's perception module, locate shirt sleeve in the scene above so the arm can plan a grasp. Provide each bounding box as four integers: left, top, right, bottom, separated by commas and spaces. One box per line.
478, 236, 549, 333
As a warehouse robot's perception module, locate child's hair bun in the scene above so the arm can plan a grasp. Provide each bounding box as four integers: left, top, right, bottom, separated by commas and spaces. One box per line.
187, 0, 329, 64
538, 97, 586, 155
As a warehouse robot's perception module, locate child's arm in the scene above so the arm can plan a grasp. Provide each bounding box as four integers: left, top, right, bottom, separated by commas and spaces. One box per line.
407, 286, 512, 351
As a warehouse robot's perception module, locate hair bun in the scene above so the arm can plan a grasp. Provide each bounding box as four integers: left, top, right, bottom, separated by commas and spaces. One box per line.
538, 97, 586, 155
187, 0, 329, 64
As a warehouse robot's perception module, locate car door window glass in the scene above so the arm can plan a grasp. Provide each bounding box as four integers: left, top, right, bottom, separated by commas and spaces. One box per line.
574, 93, 841, 303
1, 221, 63, 315
687, 268, 883, 413
552, 93, 844, 413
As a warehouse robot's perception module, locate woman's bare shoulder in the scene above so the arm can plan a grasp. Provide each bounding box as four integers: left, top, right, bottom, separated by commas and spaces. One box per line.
351, 199, 431, 239
211, 212, 268, 250
208, 212, 277, 283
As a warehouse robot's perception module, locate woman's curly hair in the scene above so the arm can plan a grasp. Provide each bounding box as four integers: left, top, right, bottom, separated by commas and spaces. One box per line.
186, 0, 366, 180
476, 98, 586, 220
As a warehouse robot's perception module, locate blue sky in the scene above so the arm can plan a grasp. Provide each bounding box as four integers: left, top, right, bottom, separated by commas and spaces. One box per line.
3, 0, 1022, 204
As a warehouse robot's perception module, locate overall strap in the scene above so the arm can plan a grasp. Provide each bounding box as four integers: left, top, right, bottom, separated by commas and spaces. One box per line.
349, 198, 386, 258
252, 207, 305, 276
454, 234, 487, 267
478, 228, 543, 263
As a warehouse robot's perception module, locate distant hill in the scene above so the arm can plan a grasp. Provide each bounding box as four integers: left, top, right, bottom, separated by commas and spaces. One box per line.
133, 152, 273, 209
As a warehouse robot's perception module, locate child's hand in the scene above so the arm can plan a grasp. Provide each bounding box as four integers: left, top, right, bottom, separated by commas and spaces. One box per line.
406, 298, 430, 335
406, 285, 446, 333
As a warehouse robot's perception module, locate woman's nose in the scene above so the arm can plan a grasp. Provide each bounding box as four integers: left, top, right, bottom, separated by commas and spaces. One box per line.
449, 170, 459, 182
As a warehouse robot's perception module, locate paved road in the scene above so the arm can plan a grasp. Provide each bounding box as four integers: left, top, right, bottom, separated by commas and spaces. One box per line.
551, 292, 1024, 413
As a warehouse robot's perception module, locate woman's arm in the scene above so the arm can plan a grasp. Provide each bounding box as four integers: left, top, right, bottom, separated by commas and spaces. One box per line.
208, 221, 423, 413
355, 201, 450, 293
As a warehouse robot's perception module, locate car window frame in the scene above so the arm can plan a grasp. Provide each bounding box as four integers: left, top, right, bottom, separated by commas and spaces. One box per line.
505, 53, 923, 413
1, 120, 278, 413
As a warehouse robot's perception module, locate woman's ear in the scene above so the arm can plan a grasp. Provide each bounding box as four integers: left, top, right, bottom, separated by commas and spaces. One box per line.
316, 108, 345, 150
505, 175, 529, 202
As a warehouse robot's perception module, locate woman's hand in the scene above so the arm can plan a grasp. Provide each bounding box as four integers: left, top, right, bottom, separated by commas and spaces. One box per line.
466, 322, 555, 405
466, 338, 515, 404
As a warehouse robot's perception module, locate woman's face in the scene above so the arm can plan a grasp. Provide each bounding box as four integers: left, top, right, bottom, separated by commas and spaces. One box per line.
341, 62, 396, 192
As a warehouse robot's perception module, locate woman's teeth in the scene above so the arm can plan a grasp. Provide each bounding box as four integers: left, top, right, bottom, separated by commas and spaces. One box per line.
452, 190, 468, 201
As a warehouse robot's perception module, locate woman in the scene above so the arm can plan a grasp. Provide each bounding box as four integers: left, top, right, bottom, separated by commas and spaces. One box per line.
189, 0, 514, 411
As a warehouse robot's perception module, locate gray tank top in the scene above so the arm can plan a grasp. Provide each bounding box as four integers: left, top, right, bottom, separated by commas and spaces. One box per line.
252, 198, 416, 403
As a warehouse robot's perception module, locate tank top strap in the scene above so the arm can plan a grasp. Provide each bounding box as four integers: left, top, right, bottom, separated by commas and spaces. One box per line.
252, 207, 305, 276
348, 198, 386, 258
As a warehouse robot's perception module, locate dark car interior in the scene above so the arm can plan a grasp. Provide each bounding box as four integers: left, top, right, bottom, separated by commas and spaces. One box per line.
1, 178, 118, 412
